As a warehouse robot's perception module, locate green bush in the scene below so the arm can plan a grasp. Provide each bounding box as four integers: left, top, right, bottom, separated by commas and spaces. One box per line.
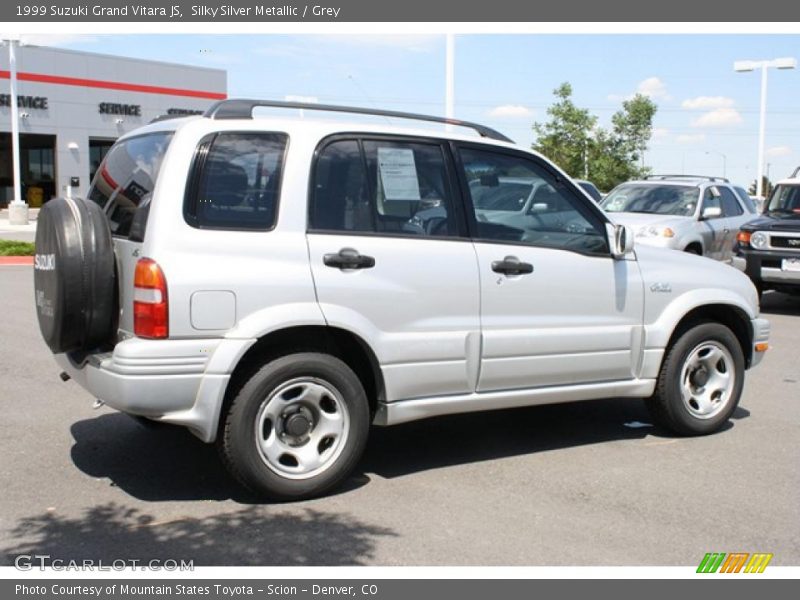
0, 240, 35, 256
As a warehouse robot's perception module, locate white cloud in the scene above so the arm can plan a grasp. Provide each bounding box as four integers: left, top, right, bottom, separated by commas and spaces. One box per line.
766, 145, 792, 157
636, 77, 669, 100
691, 108, 743, 128
652, 127, 670, 139
608, 77, 669, 103
681, 96, 735, 110
487, 104, 533, 119
676, 133, 707, 144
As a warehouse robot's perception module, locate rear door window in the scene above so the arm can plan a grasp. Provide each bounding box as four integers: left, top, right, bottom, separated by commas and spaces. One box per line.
88, 132, 173, 240
720, 187, 744, 217
309, 137, 461, 238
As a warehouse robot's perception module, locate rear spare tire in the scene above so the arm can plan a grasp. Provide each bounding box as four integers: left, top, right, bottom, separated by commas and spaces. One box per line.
34, 197, 116, 354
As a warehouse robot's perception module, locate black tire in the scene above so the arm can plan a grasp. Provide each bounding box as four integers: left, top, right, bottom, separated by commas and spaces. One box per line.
646, 322, 745, 436
219, 353, 370, 501
33, 197, 116, 354
684, 245, 702, 256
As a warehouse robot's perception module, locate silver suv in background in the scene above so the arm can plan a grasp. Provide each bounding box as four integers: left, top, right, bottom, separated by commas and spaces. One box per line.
601, 175, 757, 261
33, 101, 769, 500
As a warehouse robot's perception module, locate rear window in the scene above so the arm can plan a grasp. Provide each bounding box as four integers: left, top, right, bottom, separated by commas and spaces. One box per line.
184, 132, 288, 231
88, 132, 173, 240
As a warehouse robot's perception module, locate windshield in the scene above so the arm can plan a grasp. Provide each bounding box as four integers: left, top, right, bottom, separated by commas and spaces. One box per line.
765, 184, 800, 214
470, 180, 534, 211
602, 183, 699, 216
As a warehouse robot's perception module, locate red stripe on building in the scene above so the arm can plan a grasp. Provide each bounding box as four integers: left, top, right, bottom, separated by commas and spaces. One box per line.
0, 70, 226, 100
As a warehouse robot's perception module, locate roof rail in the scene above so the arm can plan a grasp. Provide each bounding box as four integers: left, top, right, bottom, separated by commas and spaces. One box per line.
643, 174, 730, 183
149, 114, 190, 124
202, 98, 514, 143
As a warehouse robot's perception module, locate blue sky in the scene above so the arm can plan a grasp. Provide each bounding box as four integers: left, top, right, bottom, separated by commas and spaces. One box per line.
38, 33, 800, 190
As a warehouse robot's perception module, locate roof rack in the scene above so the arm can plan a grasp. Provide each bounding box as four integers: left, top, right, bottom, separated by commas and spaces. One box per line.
149, 114, 188, 124
202, 99, 514, 143
643, 174, 730, 183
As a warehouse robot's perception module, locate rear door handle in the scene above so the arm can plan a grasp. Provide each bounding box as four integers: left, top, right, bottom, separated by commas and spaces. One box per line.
491, 255, 533, 275
323, 248, 375, 270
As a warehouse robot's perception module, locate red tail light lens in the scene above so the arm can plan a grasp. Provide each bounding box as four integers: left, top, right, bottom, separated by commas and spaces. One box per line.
133, 258, 168, 339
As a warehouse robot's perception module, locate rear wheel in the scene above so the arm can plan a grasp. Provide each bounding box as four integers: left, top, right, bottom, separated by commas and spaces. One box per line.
646, 322, 744, 435
219, 353, 370, 500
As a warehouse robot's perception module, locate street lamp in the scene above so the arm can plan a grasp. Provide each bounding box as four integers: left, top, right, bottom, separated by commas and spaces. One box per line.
705, 151, 727, 178
4, 36, 28, 225
734, 57, 797, 198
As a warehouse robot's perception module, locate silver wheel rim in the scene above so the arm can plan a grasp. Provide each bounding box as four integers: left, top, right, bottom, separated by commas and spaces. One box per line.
254, 377, 349, 480
680, 342, 735, 420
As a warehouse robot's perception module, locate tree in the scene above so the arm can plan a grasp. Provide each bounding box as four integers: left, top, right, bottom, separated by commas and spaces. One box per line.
748, 176, 772, 198
532, 84, 658, 191
532, 83, 597, 179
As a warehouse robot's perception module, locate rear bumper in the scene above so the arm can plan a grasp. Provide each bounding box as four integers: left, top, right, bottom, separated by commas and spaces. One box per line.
56, 336, 254, 442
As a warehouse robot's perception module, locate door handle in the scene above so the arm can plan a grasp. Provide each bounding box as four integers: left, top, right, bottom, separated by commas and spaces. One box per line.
323, 248, 376, 270
491, 255, 533, 275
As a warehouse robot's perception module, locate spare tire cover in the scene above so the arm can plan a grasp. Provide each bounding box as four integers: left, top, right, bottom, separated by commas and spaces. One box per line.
34, 197, 116, 354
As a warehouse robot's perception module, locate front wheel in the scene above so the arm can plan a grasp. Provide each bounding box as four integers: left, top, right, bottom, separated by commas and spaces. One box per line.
646, 322, 745, 435
219, 353, 370, 500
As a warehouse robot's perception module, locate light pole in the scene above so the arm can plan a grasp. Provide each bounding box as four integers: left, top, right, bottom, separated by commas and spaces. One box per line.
734, 57, 797, 198
445, 34, 454, 131
5, 36, 28, 225
705, 151, 727, 178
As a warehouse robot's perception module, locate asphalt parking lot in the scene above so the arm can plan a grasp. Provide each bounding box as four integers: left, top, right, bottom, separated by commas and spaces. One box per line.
0, 264, 798, 567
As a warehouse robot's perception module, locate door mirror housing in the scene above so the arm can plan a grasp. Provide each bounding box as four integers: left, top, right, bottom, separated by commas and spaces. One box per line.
701, 206, 722, 220
608, 223, 635, 259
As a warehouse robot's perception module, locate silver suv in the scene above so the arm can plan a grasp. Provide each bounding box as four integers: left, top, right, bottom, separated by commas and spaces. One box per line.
601, 175, 757, 261
33, 100, 770, 500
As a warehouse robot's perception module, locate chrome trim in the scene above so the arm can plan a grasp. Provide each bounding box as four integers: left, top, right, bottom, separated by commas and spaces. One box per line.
761, 266, 800, 282
761, 230, 800, 253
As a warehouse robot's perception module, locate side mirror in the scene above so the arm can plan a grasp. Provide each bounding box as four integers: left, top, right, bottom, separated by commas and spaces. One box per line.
608, 223, 635, 259
701, 206, 722, 220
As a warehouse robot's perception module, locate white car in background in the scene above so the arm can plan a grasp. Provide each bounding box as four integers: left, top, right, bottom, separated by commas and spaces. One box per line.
601, 175, 757, 261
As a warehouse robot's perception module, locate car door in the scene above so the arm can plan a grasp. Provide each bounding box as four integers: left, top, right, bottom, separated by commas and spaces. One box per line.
698, 187, 730, 259
307, 136, 481, 402
719, 186, 750, 262
454, 144, 644, 392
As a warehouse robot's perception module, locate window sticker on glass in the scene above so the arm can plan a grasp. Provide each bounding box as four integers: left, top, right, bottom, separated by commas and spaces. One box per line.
377, 147, 421, 201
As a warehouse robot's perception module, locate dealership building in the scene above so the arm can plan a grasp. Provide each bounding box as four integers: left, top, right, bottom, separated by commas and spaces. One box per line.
0, 45, 227, 206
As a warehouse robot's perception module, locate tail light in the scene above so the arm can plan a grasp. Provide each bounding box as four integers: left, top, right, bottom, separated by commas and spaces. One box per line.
133, 258, 168, 339
737, 231, 752, 246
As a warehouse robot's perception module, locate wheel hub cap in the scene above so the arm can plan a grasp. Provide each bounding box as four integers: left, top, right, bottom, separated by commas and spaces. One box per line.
680, 342, 735, 420
284, 411, 312, 437
254, 377, 350, 480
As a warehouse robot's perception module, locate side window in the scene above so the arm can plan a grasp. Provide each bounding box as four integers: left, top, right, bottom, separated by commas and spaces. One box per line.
458, 147, 608, 254
310, 138, 458, 238
185, 132, 287, 230
702, 188, 722, 217
720, 187, 744, 217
